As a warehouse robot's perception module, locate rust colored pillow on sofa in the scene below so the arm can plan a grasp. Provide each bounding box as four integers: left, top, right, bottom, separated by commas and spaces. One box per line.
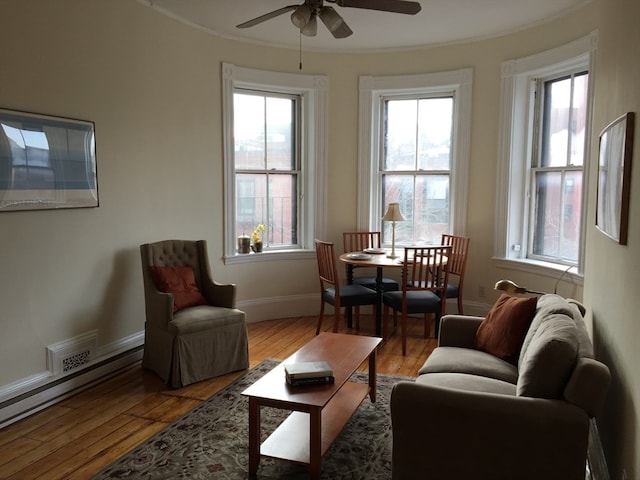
474, 294, 538, 364
149, 266, 208, 313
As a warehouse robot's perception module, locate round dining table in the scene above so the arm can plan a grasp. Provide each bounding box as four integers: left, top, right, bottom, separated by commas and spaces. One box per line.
339, 250, 405, 337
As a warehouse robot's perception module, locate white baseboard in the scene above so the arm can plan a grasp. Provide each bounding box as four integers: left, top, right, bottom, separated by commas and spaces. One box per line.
0, 331, 144, 429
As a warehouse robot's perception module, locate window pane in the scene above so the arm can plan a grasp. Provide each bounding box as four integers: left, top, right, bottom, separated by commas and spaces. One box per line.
384, 99, 417, 171
269, 173, 297, 246
532, 171, 580, 262
266, 97, 295, 170
570, 73, 588, 167
382, 174, 449, 245
234, 94, 265, 170
417, 97, 453, 171
236, 173, 266, 238
541, 73, 588, 168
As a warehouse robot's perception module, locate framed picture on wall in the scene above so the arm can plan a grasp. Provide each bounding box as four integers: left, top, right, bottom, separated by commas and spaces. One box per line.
0, 108, 98, 212
596, 112, 634, 245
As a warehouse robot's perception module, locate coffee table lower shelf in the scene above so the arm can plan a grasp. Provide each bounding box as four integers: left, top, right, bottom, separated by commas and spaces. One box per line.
260, 381, 370, 464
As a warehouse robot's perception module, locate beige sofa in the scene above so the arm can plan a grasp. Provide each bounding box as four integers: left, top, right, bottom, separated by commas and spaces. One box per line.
390, 294, 610, 480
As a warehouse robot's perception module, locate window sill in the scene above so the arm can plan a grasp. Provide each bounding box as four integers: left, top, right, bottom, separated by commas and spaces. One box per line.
224, 249, 316, 265
492, 257, 583, 286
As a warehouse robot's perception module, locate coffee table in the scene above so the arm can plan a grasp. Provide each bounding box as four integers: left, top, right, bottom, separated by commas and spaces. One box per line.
241, 332, 382, 480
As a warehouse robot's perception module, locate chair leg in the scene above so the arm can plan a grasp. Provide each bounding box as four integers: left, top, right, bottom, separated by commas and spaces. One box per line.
457, 296, 464, 315
316, 301, 326, 335
423, 313, 431, 339
332, 308, 341, 333
401, 310, 408, 356
354, 306, 360, 330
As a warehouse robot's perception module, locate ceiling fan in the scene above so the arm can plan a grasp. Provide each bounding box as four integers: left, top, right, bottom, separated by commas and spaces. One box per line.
236, 0, 422, 39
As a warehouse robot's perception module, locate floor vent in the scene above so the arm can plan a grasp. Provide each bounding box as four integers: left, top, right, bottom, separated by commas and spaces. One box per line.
47, 330, 98, 376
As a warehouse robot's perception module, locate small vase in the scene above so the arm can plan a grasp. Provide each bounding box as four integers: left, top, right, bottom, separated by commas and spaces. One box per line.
251, 241, 263, 253
237, 236, 251, 254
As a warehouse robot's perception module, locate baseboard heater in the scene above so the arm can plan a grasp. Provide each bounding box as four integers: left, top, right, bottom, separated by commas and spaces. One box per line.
587, 418, 610, 480
0, 346, 143, 429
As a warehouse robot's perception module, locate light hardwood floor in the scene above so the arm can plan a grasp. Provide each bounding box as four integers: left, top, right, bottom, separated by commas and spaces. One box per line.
0, 315, 437, 480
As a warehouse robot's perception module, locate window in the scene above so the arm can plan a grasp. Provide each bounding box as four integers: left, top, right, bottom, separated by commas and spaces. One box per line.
495, 33, 596, 276
234, 91, 299, 248
530, 71, 588, 263
222, 63, 328, 263
358, 69, 473, 243
382, 96, 453, 244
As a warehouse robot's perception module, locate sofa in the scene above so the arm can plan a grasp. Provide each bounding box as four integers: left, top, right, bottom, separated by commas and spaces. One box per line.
390, 294, 611, 480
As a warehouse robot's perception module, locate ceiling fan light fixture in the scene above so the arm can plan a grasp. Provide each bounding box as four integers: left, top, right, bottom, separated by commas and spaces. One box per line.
300, 15, 317, 36
290, 5, 312, 29
319, 6, 343, 33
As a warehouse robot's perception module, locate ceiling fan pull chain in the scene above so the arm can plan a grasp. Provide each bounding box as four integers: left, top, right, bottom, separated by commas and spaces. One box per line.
299, 31, 303, 70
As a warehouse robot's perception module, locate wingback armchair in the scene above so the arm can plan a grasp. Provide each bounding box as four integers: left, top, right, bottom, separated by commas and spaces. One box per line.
140, 239, 249, 388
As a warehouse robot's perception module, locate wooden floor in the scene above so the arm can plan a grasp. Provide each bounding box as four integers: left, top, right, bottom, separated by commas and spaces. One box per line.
0, 315, 436, 480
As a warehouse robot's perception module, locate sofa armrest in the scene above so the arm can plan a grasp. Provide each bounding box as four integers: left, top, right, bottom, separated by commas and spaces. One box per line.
437, 314, 484, 348
390, 381, 590, 480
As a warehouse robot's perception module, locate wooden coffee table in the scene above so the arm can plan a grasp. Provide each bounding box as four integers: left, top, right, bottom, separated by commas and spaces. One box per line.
241, 332, 382, 480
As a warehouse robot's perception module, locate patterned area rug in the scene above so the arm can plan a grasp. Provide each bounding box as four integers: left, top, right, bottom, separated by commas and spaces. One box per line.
94, 359, 410, 479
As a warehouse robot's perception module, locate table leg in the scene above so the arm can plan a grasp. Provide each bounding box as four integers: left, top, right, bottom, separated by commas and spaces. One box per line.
309, 408, 322, 480
248, 398, 260, 478
368, 348, 377, 403
346, 265, 354, 328
375, 267, 384, 336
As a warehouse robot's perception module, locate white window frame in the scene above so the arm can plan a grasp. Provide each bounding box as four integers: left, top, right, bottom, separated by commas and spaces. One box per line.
222, 63, 328, 264
358, 68, 473, 236
494, 32, 597, 280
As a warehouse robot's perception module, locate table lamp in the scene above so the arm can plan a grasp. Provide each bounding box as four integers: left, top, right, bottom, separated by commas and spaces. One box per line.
382, 202, 406, 259
494, 279, 545, 295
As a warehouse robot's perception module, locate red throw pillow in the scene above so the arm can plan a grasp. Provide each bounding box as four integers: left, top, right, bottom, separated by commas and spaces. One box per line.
475, 294, 538, 364
148, 266, 208, 313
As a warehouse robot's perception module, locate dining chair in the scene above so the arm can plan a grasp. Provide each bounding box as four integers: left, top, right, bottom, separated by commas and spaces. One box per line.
382, 245, 452, 355
440, 234, 470, 314
342, 231, 399, 292
314, 239, 378, 335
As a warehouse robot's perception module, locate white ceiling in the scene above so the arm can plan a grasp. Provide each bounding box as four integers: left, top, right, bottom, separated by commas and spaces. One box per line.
139, 0, 590, 52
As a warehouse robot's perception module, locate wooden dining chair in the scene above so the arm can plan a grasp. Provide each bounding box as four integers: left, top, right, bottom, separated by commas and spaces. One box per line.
314, 239, 378, 335
382, 245, 452, 355
342, 231, 399, 292
440, 234, 470, 314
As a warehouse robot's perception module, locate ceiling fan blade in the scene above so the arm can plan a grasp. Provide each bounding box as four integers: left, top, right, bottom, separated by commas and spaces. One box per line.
236, 5, 298, 29
334, 0, 421, 15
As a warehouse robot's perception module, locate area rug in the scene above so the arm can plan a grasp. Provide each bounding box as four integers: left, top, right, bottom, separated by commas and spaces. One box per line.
94, 359, 411, 479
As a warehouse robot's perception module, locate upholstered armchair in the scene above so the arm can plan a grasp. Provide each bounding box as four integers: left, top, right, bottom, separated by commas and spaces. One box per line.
140, 239, 249, 388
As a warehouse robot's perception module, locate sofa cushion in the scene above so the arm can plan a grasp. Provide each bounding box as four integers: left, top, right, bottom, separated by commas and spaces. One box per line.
474, 294, 538, 364
419, 346, 519, 384
416, 372, 517, 396
149, 265, 208, 312
519, 294, 576, 369
169, 306, 246, 335
517, 314, 579, 399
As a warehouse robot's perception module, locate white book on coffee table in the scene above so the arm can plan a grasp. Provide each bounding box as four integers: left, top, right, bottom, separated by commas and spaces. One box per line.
284, 361, 333, 380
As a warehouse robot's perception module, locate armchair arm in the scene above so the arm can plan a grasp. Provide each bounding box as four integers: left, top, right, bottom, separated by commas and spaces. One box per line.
438, 314, 484, 348
201, 278, 237, 309
390, 381, 589, 480
144, 288, 174, 329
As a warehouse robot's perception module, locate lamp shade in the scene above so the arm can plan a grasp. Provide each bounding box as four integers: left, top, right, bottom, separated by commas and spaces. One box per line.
301, 15, 317, 36
319, 6, 343, 32
382, 203, 406, 222
291, 5, 311, 28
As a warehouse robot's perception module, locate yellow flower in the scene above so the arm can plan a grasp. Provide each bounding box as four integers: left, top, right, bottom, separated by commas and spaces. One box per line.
252, 224, 265, 243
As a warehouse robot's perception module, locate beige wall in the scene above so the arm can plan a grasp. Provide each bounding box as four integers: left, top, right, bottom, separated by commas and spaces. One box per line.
584, 1, 640, 479
1, 0, 637, 476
